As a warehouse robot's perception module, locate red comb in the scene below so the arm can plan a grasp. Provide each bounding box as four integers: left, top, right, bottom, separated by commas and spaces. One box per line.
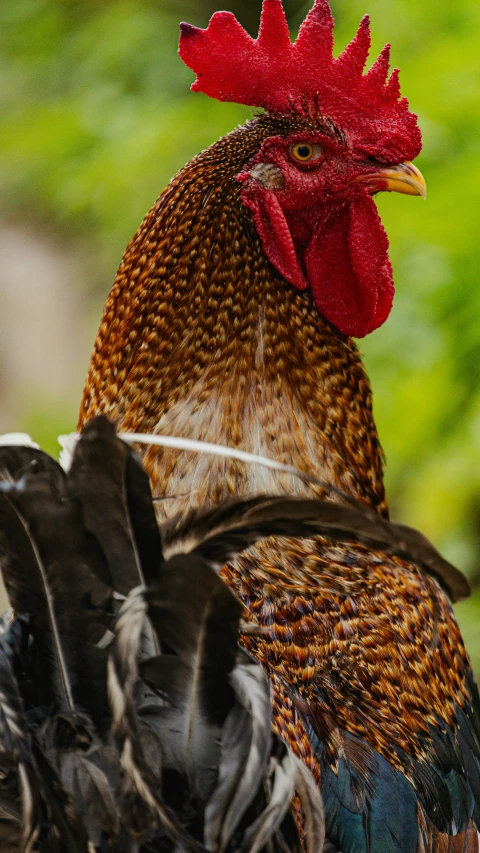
179, 0, 421, 161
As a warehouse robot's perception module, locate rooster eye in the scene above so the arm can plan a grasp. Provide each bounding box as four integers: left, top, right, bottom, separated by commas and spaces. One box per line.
291, 142, 323, 163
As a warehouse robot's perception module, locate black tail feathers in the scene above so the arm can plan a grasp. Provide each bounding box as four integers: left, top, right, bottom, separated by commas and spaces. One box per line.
0, 417, 325, 852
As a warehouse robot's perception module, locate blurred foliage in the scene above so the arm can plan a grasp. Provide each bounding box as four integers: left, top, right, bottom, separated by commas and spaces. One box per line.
0, 0, 479, 671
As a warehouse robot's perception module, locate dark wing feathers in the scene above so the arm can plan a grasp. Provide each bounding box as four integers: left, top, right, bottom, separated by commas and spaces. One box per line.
204, 654, 273, 852
68, 417, 163, 596
110, 553, 318, 852
0, 416, 477, 851
0, 618, 92, 853
0, 418, 324, 851
0, 475, 110, 721
0, 444, 65, 485
140, 554, 242, 788
163, 495, 470, 602
107, 582, 205, 851
0, 618, 37, 853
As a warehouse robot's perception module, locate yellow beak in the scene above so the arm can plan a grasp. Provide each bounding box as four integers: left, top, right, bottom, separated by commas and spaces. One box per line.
355, 161, 427, 199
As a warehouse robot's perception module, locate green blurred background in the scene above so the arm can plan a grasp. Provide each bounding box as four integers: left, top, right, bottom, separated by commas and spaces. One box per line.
0, 0, 479, 672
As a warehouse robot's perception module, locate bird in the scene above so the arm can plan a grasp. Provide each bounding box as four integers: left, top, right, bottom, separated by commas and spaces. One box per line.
75, 1, 480, 851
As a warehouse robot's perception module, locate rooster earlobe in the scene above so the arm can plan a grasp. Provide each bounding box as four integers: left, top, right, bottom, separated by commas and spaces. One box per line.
257, 0, 291, 54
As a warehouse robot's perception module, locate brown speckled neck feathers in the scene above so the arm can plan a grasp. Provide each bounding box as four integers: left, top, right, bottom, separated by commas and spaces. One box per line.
79, 114, 386, 519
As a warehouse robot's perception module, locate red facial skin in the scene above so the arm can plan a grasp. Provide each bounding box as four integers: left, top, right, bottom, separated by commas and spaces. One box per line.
238, 131, 393, 338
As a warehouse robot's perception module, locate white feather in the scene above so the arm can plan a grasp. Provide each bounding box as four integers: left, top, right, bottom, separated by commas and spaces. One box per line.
119, 432, 318, 485
57, 432, 79, 471
0, 433, 39, 449
57, 428, 320, 482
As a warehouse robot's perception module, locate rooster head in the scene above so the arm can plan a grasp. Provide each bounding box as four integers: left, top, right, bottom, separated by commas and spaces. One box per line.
179, 0, 425, 338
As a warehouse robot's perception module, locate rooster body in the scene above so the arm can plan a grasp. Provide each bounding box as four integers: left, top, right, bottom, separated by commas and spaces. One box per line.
78, 2, 480, 851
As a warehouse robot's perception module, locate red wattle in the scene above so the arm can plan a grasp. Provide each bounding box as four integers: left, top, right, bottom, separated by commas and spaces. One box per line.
305, 192, 394, 337
242, 177, 394, 338
242, 186, 308, 291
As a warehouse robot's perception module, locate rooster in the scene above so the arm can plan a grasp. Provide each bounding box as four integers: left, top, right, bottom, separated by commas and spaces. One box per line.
77, 1, 480, 851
